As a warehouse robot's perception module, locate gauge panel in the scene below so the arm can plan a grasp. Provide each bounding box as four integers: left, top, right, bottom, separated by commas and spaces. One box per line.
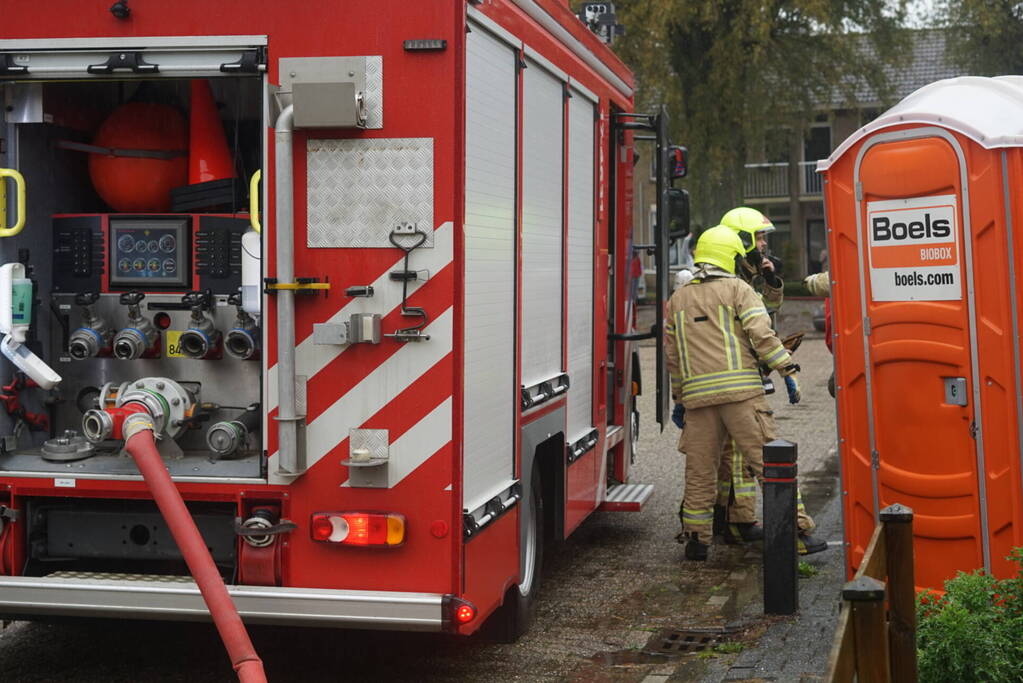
109, 218, 190, 289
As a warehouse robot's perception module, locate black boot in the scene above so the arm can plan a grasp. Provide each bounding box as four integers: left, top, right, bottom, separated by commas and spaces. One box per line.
685, 539, 709, 561
798, 532, 828, 555
722, 521, 764, 544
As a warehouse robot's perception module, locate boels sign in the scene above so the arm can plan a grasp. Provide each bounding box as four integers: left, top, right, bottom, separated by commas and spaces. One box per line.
866, 194, 961, 302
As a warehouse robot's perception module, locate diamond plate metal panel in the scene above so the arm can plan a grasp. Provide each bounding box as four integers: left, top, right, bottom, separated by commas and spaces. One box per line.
349, 428, 389, 461
306, 138, 434, 249
365, 56, 383, 129
348, 428, 389, 488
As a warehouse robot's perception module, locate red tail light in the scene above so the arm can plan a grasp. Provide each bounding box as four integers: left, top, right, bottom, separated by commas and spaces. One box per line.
309, 512, 405, 547
443, 596, 478, 631
311, 515, 334, 542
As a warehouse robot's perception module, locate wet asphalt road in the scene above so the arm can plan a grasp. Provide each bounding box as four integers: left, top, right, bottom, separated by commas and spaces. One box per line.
0, 312, 837, 682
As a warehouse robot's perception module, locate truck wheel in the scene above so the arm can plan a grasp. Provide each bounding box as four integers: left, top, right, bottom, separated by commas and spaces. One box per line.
484, 461, 544, 642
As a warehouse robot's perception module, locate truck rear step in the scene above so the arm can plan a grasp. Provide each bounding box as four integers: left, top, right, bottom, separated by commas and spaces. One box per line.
599, 483, 654, 512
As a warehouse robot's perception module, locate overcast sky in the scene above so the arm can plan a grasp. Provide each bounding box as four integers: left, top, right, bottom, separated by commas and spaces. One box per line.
907, 0, 939, 27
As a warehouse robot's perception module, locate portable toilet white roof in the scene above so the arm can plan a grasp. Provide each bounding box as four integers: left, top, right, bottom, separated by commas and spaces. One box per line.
818, 75, 1023, 171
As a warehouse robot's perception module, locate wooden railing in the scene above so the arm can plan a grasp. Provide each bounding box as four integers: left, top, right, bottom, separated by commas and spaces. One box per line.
826, 503, 917, 683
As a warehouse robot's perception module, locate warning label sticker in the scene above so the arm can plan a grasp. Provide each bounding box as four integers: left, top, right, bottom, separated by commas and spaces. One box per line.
867, 194, 961, 302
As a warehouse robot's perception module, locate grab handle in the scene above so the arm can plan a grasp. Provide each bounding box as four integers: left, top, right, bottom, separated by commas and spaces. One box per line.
0, 168, 26, 237
249, 169, 261, 234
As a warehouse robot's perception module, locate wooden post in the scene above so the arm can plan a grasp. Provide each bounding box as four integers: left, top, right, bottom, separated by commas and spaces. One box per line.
843, 576, 891, 683
763, 439, 798, 615
881, 503, 916, 683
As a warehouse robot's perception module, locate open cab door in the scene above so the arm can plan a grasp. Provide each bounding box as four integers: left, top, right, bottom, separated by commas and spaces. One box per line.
612, 107, 689, 430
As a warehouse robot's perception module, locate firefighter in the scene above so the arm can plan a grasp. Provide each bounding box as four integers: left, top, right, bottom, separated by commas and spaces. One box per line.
665, 225, 816, 560
712, 208, 822, 553
722, 207, 784, 322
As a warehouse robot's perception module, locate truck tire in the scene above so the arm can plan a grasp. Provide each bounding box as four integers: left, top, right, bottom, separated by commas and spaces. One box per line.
484, 461, 544, 642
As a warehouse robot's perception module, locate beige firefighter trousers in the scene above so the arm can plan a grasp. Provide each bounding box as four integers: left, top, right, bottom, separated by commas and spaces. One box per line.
679, 394, 812, 540
716, 441, 814, 532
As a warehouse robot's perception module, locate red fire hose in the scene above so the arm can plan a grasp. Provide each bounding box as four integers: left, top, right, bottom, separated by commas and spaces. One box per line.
125, 426, 267, 682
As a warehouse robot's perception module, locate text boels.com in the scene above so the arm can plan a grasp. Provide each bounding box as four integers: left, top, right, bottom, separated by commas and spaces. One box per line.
894, 271, 956, 287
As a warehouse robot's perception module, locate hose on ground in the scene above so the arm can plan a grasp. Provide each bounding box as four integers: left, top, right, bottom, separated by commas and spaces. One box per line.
125, 427, 266, 682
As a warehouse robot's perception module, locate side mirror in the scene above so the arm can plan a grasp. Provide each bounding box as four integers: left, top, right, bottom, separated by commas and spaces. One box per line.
668, 145, 688, 180
666, 187, 690, 240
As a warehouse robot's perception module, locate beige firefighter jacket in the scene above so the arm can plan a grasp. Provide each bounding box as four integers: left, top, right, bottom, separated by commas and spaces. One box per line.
665, 266, 793, 409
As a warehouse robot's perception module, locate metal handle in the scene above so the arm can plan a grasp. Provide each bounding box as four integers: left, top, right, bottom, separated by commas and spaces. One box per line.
249, 169, 261, 234
0, 168, 26, 237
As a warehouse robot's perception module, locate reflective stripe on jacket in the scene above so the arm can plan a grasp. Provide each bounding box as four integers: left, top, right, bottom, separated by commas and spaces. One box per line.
664, 269, 792, 409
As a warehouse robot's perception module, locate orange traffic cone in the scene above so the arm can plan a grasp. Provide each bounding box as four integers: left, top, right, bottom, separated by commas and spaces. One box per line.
188, 79, 234, 185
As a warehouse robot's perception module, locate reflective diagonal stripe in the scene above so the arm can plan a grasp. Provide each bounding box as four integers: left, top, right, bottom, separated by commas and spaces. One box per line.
739, 306, 767, 322
763, 344, 790, 368
269, 308, 453, 484
267, 221, 454, 411
341, 397, 452, 488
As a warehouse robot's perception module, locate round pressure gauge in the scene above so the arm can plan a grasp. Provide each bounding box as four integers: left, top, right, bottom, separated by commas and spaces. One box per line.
159, 234, 176, 253
118, 235, 135, 253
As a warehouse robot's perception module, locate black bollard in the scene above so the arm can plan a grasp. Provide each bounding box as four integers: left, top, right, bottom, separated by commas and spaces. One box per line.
763, 438, 798, 614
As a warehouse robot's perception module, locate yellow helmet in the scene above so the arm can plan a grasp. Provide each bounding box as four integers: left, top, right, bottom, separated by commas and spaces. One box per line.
693, 225, 745, 274
721, 207, 775, 253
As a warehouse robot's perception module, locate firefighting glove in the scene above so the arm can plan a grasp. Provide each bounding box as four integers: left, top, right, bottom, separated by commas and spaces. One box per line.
784, 373, 801, 404
672, 403, 686, 429
762, 266, 782, 289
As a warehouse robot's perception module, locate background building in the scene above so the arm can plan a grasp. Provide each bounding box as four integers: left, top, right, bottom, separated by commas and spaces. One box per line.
635, 29, 959, 295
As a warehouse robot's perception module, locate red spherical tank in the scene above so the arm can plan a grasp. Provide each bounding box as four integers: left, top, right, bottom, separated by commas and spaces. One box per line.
88, 102, 188, 212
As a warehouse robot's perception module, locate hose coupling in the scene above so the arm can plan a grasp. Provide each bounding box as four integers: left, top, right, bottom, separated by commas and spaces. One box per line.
122, 412, 156, 440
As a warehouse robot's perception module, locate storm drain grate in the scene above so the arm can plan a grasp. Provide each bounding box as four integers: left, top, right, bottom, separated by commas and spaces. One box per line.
643, 628, 726, 655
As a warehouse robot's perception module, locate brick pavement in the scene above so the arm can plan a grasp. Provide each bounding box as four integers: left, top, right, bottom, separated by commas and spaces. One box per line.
637, 300, 845, 682
698, 329, 846, 683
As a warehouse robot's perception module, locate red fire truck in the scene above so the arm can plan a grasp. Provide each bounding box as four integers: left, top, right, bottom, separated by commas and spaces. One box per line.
0, 0, 686, 641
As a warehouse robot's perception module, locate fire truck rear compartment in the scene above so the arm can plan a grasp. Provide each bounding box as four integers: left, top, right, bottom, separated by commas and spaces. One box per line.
24, 497, 236, 578
0, 72, 266, 480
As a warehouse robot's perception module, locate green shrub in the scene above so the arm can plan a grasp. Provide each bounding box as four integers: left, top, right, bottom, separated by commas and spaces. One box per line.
916, 548, 1023, 682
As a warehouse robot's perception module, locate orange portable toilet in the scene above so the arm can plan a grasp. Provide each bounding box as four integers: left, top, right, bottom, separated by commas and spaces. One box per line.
818, 76, 1023, 589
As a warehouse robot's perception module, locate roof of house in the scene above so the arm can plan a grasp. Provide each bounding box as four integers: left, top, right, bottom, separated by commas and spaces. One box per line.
832, 29, 962, 108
